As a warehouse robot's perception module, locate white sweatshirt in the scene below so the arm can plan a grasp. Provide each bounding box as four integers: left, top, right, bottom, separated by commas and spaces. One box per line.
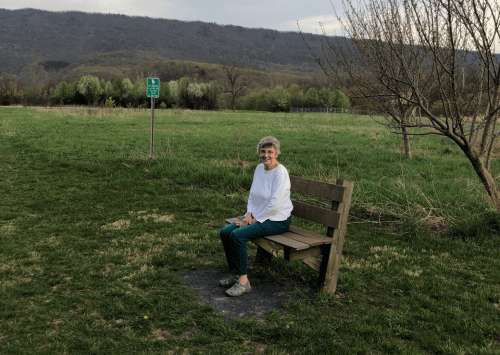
246, 163, 293, 222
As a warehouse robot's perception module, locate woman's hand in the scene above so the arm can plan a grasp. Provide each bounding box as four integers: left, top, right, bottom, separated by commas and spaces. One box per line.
236, 213, 255, 227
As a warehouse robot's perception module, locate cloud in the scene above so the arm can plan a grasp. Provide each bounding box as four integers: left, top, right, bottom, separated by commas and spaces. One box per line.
291, 14, 343, 35
0, 0, 174, 17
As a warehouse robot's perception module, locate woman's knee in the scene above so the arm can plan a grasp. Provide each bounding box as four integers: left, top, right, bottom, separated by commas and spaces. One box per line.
229, 229, 247, 246
220, 224, 236, 239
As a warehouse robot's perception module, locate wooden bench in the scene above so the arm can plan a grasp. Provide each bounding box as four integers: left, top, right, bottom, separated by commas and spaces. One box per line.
225, 175, 354, 294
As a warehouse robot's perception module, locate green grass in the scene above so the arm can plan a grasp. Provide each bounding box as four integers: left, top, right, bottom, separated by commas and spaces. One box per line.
1, 106, 500, 354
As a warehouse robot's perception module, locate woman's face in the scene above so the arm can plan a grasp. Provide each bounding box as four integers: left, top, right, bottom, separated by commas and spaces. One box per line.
260, 145, 278, 170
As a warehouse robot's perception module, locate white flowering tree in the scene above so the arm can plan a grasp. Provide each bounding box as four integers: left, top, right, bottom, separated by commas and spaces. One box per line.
78, 75, 102, 106
271, 86, 291, 112
188, 83, 205, 109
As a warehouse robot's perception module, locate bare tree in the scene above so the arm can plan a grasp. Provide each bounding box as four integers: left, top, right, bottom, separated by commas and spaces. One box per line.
219, 58, 248, 111
305, 0, 500, 211
21, 62, 47, 105
302, 0, 438, 158
128, 64, 159, 84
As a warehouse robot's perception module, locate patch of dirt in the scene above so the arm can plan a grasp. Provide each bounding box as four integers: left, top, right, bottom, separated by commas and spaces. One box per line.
0, 223, 15, 234
100, 219, 131, 230
136, 213, 174, 223
210, 159, 252, 169
182, 267, 307, 321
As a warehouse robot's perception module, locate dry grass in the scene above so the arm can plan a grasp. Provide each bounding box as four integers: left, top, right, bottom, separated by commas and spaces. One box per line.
1, 130, 16, 137
404, 269, 423, 277
210, 159, 252, 169
352, 198, 450, 235
0, 251, 43, 288
149, 328, 174, 341
0, 223, 15, 234
339, 246, 406, 270
134, 212, 174, 223
101, 219, 131, 230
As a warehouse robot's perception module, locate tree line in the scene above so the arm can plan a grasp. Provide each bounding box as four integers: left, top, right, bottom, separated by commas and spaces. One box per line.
0, 70, 351, 111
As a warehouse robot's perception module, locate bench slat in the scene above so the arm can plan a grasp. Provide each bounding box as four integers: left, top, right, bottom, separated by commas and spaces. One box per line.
290, 175, 346, 202
291, 200, 341, 229
301, 257, 322, 272
280, 230, 331, 247
288, 225, 333, 244
253, 238, 279, 257
225, 217, 241, 224
285, 246, 323, 261
265, 235, 310, 250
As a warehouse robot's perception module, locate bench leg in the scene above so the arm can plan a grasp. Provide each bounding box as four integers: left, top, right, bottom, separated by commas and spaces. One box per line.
317, 243, 341, 294
317, 237, 345, 294
253, 238, 279, 264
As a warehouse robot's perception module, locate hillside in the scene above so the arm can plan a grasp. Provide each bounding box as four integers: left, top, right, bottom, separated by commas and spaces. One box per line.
0, 8, 336, 78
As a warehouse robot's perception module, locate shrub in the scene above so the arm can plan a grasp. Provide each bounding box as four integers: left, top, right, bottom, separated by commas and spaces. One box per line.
270, 86, 291, 112
104, 97, 116, 108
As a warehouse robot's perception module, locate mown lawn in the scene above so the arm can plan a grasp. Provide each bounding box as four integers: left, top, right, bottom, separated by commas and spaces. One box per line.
1, 107, 499, 354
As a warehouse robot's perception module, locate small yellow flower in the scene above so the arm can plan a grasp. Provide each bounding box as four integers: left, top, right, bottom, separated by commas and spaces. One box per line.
144, 316, 148, 319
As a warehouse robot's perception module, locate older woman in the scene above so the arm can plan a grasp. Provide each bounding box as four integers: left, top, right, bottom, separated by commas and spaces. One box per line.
219, 136, 293, 297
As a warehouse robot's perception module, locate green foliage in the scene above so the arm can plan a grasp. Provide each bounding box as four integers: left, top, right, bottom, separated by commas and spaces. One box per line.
332, 89, 351, 109
203, 81, 221, 110
104, 97, 116, 108
178, 77, 191, 108
168, 80, 179, 105
111, 77, 133, 106
78, 75, 103, 106
304, 88, 320, 107
287, 83, 304, 107
0, 72, 19, 106
270, 85, 291, 112
241, 88, 271, 111
240, 85, 351, 111
51, 81, 72, 105
158, 81, 172, 107
129, 79, 147, 108
318, 87, 332, 107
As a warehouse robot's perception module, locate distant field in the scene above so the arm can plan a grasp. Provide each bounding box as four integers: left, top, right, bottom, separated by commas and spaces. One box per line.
1, 107, 499, 354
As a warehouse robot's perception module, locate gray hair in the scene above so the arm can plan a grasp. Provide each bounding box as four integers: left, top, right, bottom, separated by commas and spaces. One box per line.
257, 136, 281, 155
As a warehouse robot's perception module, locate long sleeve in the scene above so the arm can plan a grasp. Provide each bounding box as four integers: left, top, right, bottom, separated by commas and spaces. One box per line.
246, 164, 293, 222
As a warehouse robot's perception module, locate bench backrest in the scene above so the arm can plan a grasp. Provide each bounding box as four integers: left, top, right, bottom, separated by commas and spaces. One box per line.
289, 175, 354, 238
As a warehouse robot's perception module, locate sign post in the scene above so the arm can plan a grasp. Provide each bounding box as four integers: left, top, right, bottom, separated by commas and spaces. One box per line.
147, 78, 160, 159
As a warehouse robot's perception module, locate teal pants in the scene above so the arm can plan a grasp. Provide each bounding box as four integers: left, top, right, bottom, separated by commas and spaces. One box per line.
220, 216, 291, 276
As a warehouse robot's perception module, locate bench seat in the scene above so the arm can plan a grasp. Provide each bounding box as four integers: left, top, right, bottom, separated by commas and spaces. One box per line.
225, 217, 334, 251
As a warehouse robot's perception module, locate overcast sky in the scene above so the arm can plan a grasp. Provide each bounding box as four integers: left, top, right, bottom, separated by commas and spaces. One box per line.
0, 0, 345, 34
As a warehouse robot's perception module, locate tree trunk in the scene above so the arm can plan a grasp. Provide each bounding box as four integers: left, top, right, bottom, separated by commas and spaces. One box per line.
231, 95, 236, 111
464, 148, 500, 212
402, 126, 412, 158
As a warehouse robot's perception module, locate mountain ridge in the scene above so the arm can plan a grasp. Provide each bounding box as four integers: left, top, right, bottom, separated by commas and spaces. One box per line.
0, 8, 334, 78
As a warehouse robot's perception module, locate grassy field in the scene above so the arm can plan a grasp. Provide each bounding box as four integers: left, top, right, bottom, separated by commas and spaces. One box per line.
1, 106, 499, 354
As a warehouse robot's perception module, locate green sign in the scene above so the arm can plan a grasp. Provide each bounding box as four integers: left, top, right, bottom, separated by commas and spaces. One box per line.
147, 78, 160, 98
